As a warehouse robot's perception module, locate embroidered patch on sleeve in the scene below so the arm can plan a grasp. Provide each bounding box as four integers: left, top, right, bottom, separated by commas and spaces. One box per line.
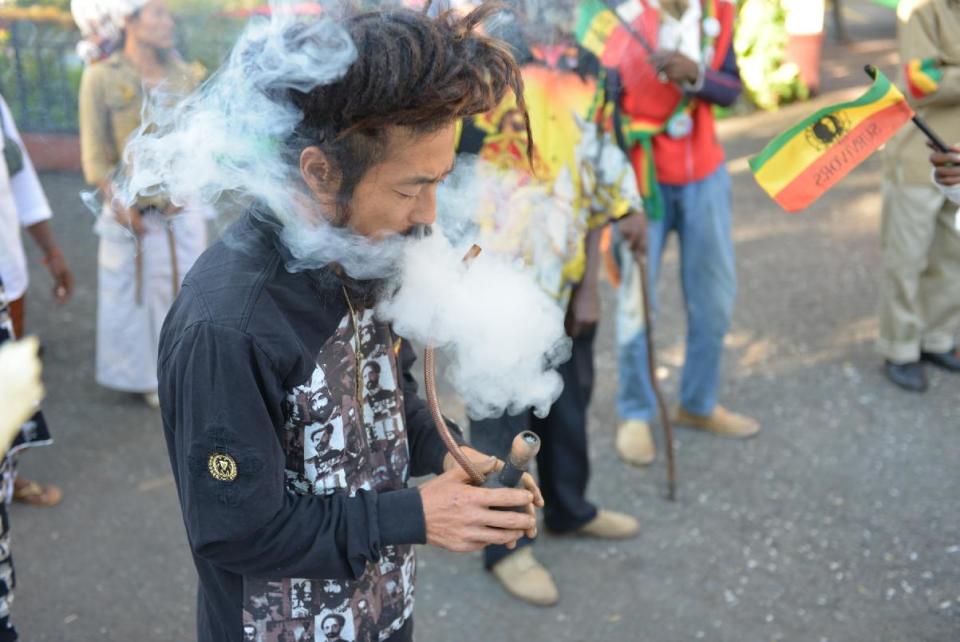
208, 452, 238, 482
187, 423, 265, 507
905, 57, 943, 99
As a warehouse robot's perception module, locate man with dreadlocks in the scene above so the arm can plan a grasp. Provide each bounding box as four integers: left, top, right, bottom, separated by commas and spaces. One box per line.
158, 5, 543, 642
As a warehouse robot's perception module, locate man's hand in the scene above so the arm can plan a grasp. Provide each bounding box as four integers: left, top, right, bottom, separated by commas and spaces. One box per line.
42, 248, 74, 304
423, 455, 539, 553
24, 221, 74, 304
567, 279, 600, 338
114, 203, 145, 236
650, 50, 700, 86
443, 446, 544, 539
618, 211, 647, 256
930, 144, 960, 187
163, 203, 185, 217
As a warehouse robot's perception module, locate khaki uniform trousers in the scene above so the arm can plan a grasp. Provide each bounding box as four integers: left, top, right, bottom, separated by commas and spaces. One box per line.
879, 180, 960, 363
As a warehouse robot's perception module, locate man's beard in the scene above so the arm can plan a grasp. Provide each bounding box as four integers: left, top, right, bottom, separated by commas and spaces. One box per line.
279, 213, 432, 280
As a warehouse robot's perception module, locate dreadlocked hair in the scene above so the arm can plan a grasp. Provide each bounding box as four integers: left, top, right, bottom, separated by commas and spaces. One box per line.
289, 2, 532, 209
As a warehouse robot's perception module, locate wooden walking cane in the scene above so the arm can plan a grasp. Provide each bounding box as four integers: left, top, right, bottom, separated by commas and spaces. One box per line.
592, 65, 678, 501
633, 246, 677, 501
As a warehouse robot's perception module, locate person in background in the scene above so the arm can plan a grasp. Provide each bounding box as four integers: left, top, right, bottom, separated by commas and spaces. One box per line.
73, 0, 207, 408
584, 0, 759, 470
878, 0, 960, 392
0, 96, 73, 624
0, 93, 72, 508
457, 1, 646, 607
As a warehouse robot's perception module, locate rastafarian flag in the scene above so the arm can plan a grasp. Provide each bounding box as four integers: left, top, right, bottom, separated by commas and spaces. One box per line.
749, 69, 914, 213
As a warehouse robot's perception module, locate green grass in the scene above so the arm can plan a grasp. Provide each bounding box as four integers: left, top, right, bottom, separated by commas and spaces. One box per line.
869, 0, 899, 9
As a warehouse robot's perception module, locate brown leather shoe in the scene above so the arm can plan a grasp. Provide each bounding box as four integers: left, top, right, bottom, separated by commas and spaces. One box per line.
675, 405, 760, 438
490, 547, 559, 607
616, 419, 655, 466
13, 478, 63, 507
574, 510, 639, 539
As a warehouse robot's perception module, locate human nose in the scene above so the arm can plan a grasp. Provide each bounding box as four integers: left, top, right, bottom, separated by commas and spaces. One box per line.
410, 186, 438, 226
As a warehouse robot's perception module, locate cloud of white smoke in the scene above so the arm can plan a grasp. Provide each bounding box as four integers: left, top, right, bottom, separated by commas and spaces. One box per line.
117, 0, 573, 418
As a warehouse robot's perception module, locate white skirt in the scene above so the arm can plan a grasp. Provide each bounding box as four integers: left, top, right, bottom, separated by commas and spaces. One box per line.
95, 206, 207, 393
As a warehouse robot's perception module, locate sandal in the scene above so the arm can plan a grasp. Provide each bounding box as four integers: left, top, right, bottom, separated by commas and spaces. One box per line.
13, 479, 63, 507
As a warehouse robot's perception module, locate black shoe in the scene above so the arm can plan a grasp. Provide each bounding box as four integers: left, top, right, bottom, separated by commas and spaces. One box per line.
920, 349, 960, 372
884, 361, 928, 392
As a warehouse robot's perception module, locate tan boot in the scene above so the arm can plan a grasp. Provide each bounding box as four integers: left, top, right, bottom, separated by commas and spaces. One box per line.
675, 405, 760, 438
574, 510, 639, 539
616, 419, 655, 466
490, 547, 559, 607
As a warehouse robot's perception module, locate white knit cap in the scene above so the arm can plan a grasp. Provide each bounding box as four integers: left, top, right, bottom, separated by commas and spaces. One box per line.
71, 0, 150, 63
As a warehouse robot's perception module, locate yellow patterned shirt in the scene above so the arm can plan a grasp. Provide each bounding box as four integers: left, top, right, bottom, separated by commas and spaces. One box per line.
458, 47, 641, 307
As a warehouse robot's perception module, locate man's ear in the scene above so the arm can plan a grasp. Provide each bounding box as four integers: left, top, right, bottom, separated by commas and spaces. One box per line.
300, 146, 338, 201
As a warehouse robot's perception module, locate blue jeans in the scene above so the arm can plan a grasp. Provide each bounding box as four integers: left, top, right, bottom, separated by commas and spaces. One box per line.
616, 165, 736, 421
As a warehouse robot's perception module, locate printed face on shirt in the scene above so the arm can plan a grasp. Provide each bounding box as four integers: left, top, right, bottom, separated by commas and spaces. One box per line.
321, 614, 344, 640
300, 124, 457, 239
310, 426, 334, 452
362, 361, 381, 393
322, 579, 342, 594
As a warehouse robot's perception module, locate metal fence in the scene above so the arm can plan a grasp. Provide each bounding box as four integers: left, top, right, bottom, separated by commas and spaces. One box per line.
0, 20, 82, 134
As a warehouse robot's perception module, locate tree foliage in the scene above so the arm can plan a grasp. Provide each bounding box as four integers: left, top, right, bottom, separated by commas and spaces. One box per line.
734, 0, 810, 111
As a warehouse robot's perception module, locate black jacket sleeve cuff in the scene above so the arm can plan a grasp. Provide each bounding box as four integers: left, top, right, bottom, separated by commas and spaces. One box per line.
378, 488, 427, 546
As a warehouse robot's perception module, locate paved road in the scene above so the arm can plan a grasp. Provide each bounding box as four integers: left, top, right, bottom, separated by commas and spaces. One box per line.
10, 4, 959, 641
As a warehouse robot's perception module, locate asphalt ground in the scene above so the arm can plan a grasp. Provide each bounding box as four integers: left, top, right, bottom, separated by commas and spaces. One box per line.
9, 3, 959, 641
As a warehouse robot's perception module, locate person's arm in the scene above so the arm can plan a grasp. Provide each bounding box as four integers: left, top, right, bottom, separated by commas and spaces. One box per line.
162, 322, 427, 580
78, 67, 144, 234
585, 121, 647, 254
78, 66, 118, 188
692, 45, 743, 107
0, 97, 52, 228
898, 4, 960, 107
567, 227, 603, 339
0, 97, 74, 302
164, 322, 537, 575
649, 43, 742, 108
24, 221, 73, 303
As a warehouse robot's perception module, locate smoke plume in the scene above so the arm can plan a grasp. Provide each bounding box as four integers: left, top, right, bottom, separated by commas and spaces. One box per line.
116, 0, 573, 418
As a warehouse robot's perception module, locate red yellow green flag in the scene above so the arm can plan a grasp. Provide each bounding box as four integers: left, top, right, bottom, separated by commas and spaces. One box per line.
749, 69, 913, 213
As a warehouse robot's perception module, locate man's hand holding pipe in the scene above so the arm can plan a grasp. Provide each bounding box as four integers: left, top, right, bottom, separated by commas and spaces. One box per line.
421, 449, 543, 553
445, 446, 543, 533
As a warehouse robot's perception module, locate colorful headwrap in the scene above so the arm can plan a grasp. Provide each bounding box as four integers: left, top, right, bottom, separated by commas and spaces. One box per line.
71, 0, 150, 64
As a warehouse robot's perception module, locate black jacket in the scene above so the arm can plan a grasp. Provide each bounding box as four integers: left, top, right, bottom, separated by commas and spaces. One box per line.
159, 211, 459, 642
